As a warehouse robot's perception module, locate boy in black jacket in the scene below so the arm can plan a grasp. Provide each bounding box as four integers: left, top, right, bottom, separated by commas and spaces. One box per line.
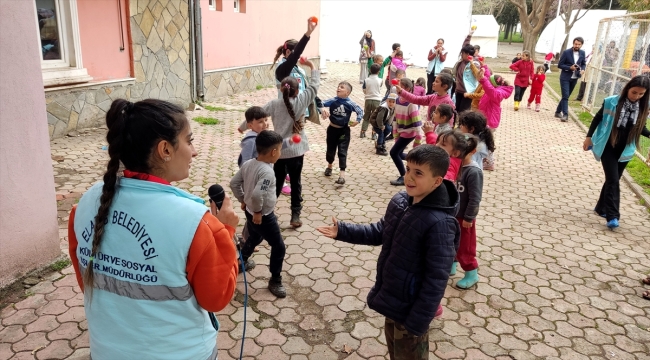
318, 145, 460, 359
320, 81, 364, 185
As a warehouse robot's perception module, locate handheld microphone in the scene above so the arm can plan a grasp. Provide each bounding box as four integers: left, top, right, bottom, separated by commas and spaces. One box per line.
208, 184, 225, 211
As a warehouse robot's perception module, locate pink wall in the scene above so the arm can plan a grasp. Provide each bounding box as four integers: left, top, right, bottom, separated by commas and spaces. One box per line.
201, 0, 320, 70
77, 0, 131, 81
0, 1, 60, 287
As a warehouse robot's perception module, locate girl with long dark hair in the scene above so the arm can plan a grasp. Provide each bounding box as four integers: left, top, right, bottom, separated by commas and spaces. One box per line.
583, 75, 650, 229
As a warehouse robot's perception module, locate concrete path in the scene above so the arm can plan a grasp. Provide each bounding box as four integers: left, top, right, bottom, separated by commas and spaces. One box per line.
1, 62, 649, 360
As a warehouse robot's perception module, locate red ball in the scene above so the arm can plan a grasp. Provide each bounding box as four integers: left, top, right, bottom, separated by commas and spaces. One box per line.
467, 56, 473, 60
478, 56, 485, 62
309, 16, 318, 25
391, 79, 399, 85
299, 56, 307, 64
292, 134, 302, 143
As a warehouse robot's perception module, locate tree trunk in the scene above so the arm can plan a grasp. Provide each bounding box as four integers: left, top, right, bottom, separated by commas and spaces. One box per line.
560, 34, 570, 54
504, 23, 511, 40
510, 0, 554, 63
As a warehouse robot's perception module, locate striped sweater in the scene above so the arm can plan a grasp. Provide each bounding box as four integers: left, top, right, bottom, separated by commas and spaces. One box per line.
394, 98, 423, 146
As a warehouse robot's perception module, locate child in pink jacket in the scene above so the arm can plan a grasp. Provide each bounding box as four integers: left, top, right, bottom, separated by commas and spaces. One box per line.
396, 73, 455, 122
477, 68, 513, 170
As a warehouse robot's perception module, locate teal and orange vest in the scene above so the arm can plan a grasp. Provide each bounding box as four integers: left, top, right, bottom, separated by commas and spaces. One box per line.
74, 178, 217, 360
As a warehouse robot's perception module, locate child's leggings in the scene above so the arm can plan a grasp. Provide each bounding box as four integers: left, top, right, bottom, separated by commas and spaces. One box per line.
326, 125, 351, 171
455, 217, 478, 271
527, 91, 542, 104
514, 86, 528, 102
390, 137, 414, 177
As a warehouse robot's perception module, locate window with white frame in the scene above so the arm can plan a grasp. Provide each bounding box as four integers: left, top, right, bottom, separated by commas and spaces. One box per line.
35, 0, 91, 86
209, 0, 215, 10
233, 0, 239, 13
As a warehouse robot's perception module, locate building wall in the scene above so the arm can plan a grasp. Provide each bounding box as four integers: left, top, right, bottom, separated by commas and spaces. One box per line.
44, 0, 322, 139
0, 0, 60, 287
45, 0, 193, 138
200, 0, 321, 100
77, 0, 132, 81
201, 0, 321, 70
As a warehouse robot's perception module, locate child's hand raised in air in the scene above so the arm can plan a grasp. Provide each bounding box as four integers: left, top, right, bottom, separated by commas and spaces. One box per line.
301, 59, 315, 70
306, 17, 318, 36
478, 68, 486, 80
317, 216, 339, 238
422, 121, 435, 133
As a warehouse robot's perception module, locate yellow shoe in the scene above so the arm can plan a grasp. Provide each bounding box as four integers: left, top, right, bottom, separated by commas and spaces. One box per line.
514, 101, 519, 111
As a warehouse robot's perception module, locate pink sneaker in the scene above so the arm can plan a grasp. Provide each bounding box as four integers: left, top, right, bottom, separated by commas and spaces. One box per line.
285, 175, 290, 182
281, 184, 291, 195
434, 305, 444, 319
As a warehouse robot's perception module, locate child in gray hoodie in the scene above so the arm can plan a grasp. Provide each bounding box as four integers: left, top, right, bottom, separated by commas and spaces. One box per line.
452, 134, 483, 290
230, 130, 288, 298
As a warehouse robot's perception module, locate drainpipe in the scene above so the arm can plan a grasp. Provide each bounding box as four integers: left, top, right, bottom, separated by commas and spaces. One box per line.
193, 1, 204, 99
188, 0, 197, 102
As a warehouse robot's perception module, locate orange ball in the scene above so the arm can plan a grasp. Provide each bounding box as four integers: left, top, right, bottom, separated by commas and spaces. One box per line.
309, 16, 318, 25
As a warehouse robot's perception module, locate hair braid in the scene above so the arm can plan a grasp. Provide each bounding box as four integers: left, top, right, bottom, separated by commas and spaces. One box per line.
280, 77, 303, 134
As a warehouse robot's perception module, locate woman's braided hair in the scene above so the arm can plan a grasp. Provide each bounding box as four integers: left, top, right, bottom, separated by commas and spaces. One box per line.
82, 99, 187, 298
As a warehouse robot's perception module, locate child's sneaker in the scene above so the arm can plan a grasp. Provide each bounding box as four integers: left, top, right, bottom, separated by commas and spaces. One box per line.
335, 177, 345, 185
268, 276, 287, 298
371, 132, 378, 140
514, 101, 520, 111
281, 183, 291, 195
535, 103, 540, 112
324, 168, 332, 176
360, 131, 366, 139
526, 102, 531, 109
385, 133, 394, 141
239, 258, 256, 272
376, 146, 388, 156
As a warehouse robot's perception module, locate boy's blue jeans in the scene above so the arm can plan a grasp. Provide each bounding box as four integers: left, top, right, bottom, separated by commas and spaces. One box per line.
373, 125, 392, 147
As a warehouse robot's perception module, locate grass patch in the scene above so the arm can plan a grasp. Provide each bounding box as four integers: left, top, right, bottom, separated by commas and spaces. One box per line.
203, 105, 227, 112
194, 117, 220, 125
577, 111, 593, 128
51, 258, 71, 272
256, 85, 264, 90
627, 157, 650, 196
499, 31, 524, 43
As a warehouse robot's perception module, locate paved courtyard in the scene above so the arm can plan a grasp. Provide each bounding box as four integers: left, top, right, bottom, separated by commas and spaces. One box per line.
1, 62, 650, 360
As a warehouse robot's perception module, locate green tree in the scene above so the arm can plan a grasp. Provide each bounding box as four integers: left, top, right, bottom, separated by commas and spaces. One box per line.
496, 1, 522, 42
617, 0, 649, 12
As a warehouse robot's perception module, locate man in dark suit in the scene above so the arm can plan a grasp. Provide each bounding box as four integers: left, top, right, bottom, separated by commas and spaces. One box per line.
555, 37, 587, 122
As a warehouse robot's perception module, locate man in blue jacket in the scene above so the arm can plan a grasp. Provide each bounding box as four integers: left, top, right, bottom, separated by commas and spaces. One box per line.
318, 145, 460, 359
555, 37, 587, 122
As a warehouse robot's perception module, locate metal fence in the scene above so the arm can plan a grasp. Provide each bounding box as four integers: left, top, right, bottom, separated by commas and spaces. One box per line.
582, 11, 650, 163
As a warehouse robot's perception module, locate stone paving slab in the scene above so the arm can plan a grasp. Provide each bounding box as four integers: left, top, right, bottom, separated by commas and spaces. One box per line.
1, 62, 649, 359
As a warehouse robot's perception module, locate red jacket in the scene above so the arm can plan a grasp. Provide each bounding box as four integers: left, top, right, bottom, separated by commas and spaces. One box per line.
509, 60, 535, 88
428, 46, 447, 62
530, 73, 546, 93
